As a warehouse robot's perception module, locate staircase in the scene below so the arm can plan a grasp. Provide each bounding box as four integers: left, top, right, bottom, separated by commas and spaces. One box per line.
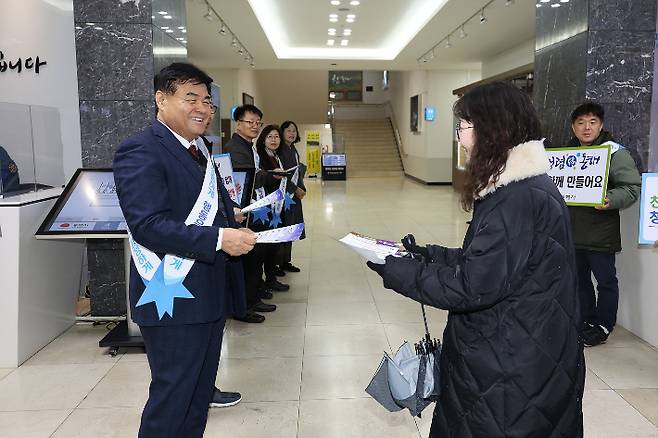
333, 118, 404, 177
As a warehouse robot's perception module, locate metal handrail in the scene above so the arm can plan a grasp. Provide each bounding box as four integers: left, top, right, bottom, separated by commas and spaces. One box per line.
384, 101, 406, 158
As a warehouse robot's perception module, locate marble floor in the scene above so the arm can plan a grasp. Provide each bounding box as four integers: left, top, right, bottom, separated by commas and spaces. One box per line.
1, 177, 658, 437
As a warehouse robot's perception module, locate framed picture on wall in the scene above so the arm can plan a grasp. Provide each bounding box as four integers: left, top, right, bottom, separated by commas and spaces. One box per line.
242, 93, 254, 106
410, 94, 421, 132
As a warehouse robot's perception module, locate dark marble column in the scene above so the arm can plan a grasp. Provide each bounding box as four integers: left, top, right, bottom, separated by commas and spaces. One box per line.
534, 0, 656, 172
73, 0, 186, 315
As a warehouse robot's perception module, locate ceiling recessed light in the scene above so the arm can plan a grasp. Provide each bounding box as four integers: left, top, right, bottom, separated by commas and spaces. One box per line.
327, 39, 335, 45
330, 17, 338, 22
560, 0, 569, 2
341, 39, 348, 46
178, 26, 185, 30
540, 0, 550, 2
182, 40, 187, 43
343, 29, 352, 35
181, 29, 187, 33
165, 29, 173, 33
536, 3, 541, 7
163, 15, 172, 19
328, 28, 336, 33
329, 13, 338, 18
157, 11, 168, 15
330, 0, 340, 4
93, 26, 103, 30
551, 3, 560, 7
176, 37, 184, 41
161, 26, 169, 29
350, 0, 360, 4
346, 14, 356, 18
346, 17, 355, 23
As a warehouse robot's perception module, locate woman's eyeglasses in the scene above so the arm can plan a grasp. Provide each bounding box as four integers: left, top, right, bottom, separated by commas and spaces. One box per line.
455, 124, 473, 140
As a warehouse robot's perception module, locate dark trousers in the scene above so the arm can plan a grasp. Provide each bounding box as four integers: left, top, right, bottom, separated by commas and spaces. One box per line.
242, 246, 265, 308
264, 243, 281, 283
575, 249, 619, 331
138, 317, 225, 438
277, 242, 293, 265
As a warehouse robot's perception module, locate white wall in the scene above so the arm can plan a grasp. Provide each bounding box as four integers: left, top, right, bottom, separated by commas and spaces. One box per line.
616, 205, 658, 347
362, 70, 390, 104
481, 38, 534, 79
390, 69, 481, 183
206, 68, 238, 121
0, 0, 82, 179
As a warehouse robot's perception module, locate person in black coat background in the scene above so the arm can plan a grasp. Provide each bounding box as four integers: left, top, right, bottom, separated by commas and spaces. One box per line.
276, 120, 306, 274
369, 82, 585, 437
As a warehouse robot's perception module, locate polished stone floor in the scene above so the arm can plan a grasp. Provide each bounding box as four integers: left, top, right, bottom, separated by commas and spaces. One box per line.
1, 177, 657, 437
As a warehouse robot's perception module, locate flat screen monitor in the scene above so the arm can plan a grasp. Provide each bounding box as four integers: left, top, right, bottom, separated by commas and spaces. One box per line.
36, 168, 127, 238
322, 153, 346, 167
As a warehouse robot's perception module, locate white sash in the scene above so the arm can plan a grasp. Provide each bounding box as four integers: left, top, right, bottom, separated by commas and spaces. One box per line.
129, 140, 218, 294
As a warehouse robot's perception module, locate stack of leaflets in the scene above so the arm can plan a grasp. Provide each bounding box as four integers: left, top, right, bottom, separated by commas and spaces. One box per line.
339, 232, 406, 264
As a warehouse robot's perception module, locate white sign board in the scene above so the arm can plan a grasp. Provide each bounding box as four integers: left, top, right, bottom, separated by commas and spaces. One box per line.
212, 153, 237, 202
546, 145, 611, 206
638, 173, 658, 244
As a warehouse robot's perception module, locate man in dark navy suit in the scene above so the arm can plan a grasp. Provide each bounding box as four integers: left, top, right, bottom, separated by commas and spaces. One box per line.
113, 63, 256, 438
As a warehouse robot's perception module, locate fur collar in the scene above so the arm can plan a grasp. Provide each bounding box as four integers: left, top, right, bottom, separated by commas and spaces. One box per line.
476, 139, 549, 199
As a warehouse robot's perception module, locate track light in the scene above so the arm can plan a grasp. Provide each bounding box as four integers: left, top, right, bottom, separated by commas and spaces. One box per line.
238, 47, 244, 55
505, 0, 514, 5
219, 23, 227, 35
459, 25, 467, 38
231, 37, 237, 47
445, 38, 452, 49
479, 9, 487, 23
204, 7, 214, 21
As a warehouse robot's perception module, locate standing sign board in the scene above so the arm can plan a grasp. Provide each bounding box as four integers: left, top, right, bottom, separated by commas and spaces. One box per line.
546, 145, 611, 206
638, 173, 658, 244
305, 131, 321, 176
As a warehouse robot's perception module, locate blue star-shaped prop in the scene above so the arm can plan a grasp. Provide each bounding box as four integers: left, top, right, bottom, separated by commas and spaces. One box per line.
251, 206, 271, 224
136, 261, 195, 320
270, 210, 282, 228
284, 192, 297, 211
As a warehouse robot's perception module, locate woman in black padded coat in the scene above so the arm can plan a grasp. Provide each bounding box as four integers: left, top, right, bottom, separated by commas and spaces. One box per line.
369, 82, 585, 438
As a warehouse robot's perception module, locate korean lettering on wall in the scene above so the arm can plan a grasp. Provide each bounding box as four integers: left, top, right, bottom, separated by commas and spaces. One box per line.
546, 145, 611, 206
638, 173, 658, 244
0, 51, 47, 74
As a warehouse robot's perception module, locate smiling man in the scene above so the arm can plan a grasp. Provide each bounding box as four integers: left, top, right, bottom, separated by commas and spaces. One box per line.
567, 102, 641, 347
113, 63, 256, 438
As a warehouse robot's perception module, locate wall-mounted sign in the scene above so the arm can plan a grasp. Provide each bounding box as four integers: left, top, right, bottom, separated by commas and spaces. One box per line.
639, 173, 658, 244
424, 106, 435, 121
0, 51, 47, 74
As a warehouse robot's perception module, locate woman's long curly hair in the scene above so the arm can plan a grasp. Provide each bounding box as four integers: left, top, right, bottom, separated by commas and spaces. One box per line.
454, 81, 542, 211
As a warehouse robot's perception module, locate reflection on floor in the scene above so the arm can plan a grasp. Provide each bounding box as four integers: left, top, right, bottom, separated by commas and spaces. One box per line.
1, 177, 657, 437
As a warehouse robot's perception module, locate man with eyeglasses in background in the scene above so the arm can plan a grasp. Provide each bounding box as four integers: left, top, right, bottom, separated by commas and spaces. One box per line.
224, 105, 278, 323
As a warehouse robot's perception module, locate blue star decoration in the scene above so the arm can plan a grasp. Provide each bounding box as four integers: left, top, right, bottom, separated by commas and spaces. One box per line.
251, 206, 271, 224
270, 210, 282, 228
136, 261, 195, 320
284, 192, 297, 211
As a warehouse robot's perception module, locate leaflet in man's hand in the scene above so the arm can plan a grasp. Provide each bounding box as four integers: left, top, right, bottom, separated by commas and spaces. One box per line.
254, 223, 305, 243
339, 232, 405, 264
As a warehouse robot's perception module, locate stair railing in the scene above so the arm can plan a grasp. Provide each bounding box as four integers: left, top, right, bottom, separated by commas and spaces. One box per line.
384, 101, 406, 158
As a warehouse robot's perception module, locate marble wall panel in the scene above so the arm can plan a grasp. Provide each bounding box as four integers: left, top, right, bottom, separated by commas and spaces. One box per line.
88, 239, 126, 316
536, 104, 577, 148
79, 100, 155, 167
75, 23, 154, 101
589, 0, 657, 31
536, 0, 588, 51
586, 30, 655, 104
534, 32, 588, 110
74, 0, 150, 23
600, 101, 650, 171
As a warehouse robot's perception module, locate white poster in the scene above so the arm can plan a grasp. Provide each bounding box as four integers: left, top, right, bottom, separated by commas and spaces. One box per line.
212, 153, 237, 202
638, 173, 658, 244
546, 145, 611, 206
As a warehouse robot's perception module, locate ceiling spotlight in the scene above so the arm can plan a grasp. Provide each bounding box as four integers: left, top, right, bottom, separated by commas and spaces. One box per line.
346, 17, 355, 23
176, 37, 184, 41
328, 28, 336, 34
204, 9, 214, 21
327, 39, 335, 45
346, 14, 356, 18
160, 26, 169, 30
343, 29, 352, 35
181, 39, 187, 44
157, 11, 168, 15
330, 17, 338, 22
560, 0, 570, 2
165, 29, 173, 33
551, 2, 560, 6
536, 3, 541, 7
238, 47, 244, 55
540, 0, 550, 2
219, 23, 227, 35
163, 15, 172, 19
505, 0, 514, 5
422, 56, 428, 63
231, 37, 238, 47
331, 0, 341, 4
350, 0, 360, 4
445, 38, 452, 48
341, 39, 349, 46
250, 63, 255, 68
181, 29, 187, 33
178, 26, 185, 30
329, 13, 338, 18
479, 9, 487, 23
459, 25, 467, 38
244, 53, 250, 60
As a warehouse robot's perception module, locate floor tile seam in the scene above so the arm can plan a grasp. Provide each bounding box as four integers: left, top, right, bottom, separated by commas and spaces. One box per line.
614, 389, 658, 428
223, 355, 305, 360
46, 407, 76, 437
297, 271, 313, 438
586, 367, 612, 390
0, 407, 75, 413
21, 358, 122, 367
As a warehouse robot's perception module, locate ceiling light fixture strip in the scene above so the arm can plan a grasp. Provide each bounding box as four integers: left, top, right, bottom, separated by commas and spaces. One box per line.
417, 0, 499, 65
202, 0, 255, 67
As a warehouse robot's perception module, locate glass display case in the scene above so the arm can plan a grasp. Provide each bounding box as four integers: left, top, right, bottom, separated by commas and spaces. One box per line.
0, 102, 65, 198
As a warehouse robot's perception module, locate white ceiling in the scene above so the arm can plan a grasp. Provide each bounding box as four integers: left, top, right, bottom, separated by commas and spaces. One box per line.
186, 0, 536, 71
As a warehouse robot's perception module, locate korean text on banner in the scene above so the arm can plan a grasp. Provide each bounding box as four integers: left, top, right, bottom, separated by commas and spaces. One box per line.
546, 145, 611, 206
638, 173, 658, 244
305, 131, 321, 175
212, 153, 237, 202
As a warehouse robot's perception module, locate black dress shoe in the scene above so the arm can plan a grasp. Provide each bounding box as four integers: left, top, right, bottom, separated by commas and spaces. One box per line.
209, 387, 242, 408
266, 279, 290, 292
252, 301, 276, 312
281, 262, 301, 273
260, 289, 274, 300
234, 311, 265, 323
275, 267, 286, 277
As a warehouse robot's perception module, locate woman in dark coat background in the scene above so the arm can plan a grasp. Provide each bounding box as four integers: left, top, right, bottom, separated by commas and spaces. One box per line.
369, 82, 585, 437
276, 120, 306, 274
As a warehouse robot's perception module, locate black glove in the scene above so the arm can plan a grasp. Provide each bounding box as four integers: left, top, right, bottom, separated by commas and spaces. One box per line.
401, 234, 430, 260
366, 261, 386, 278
